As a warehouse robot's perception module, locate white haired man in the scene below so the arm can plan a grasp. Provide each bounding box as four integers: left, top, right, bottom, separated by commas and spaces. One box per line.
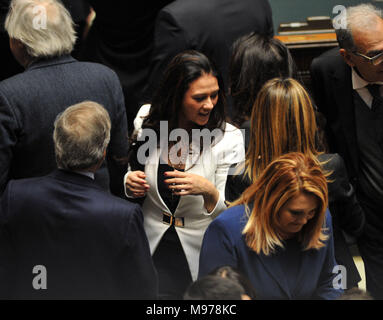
0, 101, 157, 299
311, 3, 383, 299
0, 0, 129, 197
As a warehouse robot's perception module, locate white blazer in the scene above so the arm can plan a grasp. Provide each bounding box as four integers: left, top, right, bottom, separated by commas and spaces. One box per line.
124, 104, 245, 280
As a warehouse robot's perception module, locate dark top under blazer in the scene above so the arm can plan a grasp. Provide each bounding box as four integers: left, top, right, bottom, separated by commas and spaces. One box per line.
199, 206, 343, 300
144, 0, 274, 114
0, 55, 129, 196
0, 170, 157, 299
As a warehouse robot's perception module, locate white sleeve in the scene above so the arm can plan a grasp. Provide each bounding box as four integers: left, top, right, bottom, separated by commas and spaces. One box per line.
124, 104, 152, 198
133, 104, 151, 135
203, 124, 246, 217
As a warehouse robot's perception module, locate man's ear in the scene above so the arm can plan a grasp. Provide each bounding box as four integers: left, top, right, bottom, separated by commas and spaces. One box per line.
9, 38, 31, 68
340, 48, 355, 67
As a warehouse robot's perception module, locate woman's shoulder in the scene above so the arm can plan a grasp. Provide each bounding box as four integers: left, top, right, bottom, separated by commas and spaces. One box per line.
323, 208, 333, 232
133, 104, 151, 132
207, 205, 250, 243
318, 153, 349, 184
213, 205, 248, 229
318, 153, 344, 170
213, 122, 245, 157
223, 122, 244, 138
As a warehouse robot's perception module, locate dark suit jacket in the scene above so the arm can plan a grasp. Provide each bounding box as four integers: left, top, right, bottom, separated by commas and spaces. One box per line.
0, 170, 157, 299
0, 55, 129, 197
61, 0, 90, 23
199, 206, 343, 300
80, 0, 174, 131
310, 48, 359, 185
144, 0, 274, 116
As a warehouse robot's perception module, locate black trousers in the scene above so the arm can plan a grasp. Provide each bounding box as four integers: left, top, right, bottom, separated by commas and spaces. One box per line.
358, 229, 383, 299
333, 226, 361, 289
152, 225, 193, 300
357, 199, 383, 299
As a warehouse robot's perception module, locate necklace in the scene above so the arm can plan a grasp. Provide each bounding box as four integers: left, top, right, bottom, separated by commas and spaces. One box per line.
168, 141, 189, 170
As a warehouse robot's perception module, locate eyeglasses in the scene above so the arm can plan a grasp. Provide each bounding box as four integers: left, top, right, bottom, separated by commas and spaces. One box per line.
352, 51, 383, 66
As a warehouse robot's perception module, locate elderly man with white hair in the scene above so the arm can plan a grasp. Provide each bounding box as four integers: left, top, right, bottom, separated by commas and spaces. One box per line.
311, 3, 383, 299
0, 0, 129, 197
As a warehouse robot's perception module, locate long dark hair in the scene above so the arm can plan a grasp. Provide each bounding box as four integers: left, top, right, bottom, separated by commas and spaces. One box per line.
140, 50, 226, 137
229, 33, 296, 127
128, 50, 227, 169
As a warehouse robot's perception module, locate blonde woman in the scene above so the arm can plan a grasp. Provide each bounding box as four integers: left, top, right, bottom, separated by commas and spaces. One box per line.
200, 152, 343, 299
225, 78, 365, 289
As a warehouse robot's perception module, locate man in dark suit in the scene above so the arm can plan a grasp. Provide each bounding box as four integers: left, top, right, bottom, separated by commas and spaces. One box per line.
79, 0, 174, 135
310, 3, 383, 299
143, 0, 274, 117
0, 0, 128, 197
0, 101, 157, 299
61, 0, 91, 58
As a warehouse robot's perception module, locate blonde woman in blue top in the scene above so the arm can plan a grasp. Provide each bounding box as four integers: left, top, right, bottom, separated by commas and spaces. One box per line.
199, 152, 343, 300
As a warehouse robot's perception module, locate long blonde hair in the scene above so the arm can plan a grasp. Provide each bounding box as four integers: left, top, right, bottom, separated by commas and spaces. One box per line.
232, 153, 329, 256
245, 78, 318, 181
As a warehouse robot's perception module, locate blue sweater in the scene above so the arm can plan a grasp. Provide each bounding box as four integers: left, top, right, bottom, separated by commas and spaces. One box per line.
199, 205, 343, 300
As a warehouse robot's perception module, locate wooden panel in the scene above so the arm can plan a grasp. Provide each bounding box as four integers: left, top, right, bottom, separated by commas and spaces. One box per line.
275, 33, 338, 92
275, 33, 337, 48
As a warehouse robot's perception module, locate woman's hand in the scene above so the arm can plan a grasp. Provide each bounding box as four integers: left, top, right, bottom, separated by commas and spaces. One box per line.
125, 171, 150, 198
164, 170, 219, 212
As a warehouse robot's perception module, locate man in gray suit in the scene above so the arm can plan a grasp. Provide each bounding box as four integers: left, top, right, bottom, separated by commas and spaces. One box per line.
0, 0, 128, 197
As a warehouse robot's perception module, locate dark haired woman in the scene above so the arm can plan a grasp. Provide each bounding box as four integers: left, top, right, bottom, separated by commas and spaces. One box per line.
229, 33, 296, 147
124, 50, 245, 299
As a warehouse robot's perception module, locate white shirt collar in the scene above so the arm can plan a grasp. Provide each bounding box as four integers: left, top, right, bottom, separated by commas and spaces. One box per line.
74, 171, 95, 180
352, 68, 383, 90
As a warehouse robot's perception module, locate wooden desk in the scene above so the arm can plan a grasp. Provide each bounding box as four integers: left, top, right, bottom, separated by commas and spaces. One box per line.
275, 32, 338, 92
275, 32, 337, 48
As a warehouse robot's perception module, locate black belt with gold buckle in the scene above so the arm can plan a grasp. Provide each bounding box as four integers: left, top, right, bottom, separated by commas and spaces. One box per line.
162, 212, 185, 228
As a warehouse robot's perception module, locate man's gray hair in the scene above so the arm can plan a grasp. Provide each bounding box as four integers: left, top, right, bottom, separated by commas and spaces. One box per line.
335, 3, 382, 50
5, 0, 76, 58
53, 101, 111, 171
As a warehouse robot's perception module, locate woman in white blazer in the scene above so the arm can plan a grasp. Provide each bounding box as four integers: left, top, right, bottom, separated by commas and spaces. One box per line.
124, 51, 245, 299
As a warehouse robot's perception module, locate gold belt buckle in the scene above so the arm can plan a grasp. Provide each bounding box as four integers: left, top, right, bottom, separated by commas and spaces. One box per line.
162, 212, 184, 227
174, 217, 185, 228
162, 212, 173, 225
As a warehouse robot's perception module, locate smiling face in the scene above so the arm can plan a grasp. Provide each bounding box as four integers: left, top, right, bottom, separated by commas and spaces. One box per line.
276, 192, 319, 239
178, 73, 219, 129
341, 17, 383, 82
